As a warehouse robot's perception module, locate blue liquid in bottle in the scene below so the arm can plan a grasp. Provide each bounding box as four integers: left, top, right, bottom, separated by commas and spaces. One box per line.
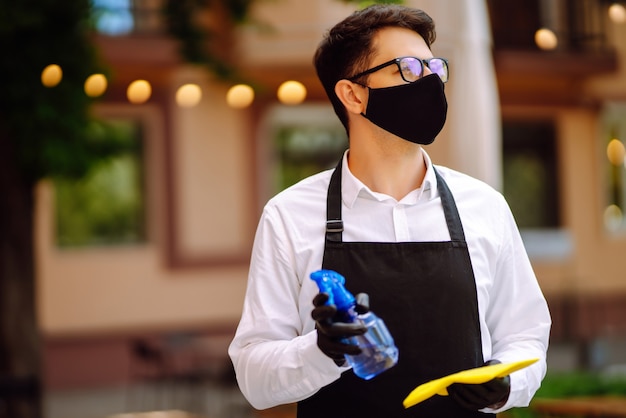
310, 269, 398, 380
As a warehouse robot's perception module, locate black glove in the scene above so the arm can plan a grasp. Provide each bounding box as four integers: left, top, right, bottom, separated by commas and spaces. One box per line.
311, 292, 369, 365
448, 360, 511, 410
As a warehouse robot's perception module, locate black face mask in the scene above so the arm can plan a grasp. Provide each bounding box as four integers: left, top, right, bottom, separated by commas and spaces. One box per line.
361, 74, 448, 145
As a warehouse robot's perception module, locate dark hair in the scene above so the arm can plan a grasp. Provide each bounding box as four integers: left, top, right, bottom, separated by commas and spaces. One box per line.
313, 4, 436, 133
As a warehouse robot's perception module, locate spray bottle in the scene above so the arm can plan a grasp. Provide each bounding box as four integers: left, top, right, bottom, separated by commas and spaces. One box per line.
310, 269, 398, 380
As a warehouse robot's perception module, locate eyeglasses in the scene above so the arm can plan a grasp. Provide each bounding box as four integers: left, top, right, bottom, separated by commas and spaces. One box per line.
348, 56, 449, 84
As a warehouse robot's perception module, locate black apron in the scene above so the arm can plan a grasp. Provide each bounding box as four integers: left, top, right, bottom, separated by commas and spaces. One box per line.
298, 160, 492, 418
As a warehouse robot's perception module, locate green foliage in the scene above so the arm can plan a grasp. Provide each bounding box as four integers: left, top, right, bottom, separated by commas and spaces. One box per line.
54, 119, 145, 247
55, 154, 145, 247
163, 0, 253, 81
0, 0, 116, 182
534, 372, 626, 398
507, 372, 626, 418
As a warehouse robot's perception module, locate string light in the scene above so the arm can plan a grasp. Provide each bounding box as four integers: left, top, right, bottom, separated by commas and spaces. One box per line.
604, 204, 623, 231
40, 64, 312, 109
176, 83, 202, 107
127, 80, 152, 104
277, 80, 307, 105
534, 28, 558, 50
608, 3, 626, 23
607, 138, 626, 166
84, 74, 108, 97
226, 84, 255, 109
41, 64, 63, 87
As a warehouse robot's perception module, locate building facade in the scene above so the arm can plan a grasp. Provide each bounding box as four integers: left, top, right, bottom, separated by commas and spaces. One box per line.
38, 0, 626, 399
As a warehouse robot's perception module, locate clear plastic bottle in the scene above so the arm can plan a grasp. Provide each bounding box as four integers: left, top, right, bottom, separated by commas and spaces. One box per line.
310, 269, 399, 380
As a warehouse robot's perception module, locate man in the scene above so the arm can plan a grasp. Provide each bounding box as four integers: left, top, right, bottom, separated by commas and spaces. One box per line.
229, 4, 551, 417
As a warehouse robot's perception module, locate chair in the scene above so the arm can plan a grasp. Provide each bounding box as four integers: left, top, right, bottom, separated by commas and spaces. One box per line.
127, 338, 175, 411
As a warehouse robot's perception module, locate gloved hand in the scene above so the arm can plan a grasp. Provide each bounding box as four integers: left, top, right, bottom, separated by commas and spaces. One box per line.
311, 292, 370, 365
448, 360, 511, 410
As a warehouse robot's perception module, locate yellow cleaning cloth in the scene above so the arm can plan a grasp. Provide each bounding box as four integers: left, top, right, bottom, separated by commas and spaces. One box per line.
403, 358, 539, 409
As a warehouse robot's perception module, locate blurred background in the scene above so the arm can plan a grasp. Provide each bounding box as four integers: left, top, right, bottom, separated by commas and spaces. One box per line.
1, 0, 626, 417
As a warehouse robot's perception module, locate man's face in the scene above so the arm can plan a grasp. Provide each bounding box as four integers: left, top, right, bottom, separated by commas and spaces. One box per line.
363, 27, 434, 89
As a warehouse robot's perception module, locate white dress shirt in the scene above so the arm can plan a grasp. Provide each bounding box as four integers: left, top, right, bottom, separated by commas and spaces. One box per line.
229, 150, 551, 412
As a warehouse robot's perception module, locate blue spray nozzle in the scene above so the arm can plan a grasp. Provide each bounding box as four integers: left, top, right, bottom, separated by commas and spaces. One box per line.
310, 269, 356, 313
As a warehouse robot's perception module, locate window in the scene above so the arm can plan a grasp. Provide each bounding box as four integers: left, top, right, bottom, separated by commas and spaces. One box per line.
92, 0, 134, 35
487, 0, 543, 50
265, 105, 348, 194
487, 0, 610, 52
501, 119, 572, 261
274, 125, 347, 191
91, 0, 163, 36
502, 120, 561, 228
601, 103, 626, 233
54, 118, 146, 247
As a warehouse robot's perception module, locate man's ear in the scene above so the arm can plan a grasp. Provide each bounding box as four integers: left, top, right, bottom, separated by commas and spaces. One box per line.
335, 79, 367, 115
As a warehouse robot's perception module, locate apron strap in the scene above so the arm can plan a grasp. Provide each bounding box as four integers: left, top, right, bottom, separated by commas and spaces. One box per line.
434, 168, 466, 242
325, 159, 344, 242
326, 158, 466, 243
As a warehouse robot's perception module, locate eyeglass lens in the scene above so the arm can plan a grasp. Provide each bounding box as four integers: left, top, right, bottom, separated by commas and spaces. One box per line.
400, 57, 448, 83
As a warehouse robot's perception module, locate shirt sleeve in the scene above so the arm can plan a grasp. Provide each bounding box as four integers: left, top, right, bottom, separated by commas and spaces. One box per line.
483, 194, 552, 413
228, 204, 344, 410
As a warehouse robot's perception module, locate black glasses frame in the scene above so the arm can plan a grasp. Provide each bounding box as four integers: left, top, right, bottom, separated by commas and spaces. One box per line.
348, 56, 449, 84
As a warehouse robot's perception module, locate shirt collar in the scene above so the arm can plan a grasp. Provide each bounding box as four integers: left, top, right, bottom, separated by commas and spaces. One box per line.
340, 149, 439, 209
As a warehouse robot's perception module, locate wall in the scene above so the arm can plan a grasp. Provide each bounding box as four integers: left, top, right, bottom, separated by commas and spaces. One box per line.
36, 70, 252, 337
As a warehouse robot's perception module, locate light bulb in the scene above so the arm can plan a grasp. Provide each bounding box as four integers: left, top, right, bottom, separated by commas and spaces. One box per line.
41, 64, 63, 87
84, 74, 108, 97
609, 3, 626, 23
226, 84, 255, 109
534, 28, 558, 50
127, 80, 152, 104
277, 80, 307, 105
176, 83, 202, 107
607, 138, 626, 166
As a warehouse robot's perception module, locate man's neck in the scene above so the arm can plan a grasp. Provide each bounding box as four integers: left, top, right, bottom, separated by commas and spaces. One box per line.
347, 138, 427, 201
